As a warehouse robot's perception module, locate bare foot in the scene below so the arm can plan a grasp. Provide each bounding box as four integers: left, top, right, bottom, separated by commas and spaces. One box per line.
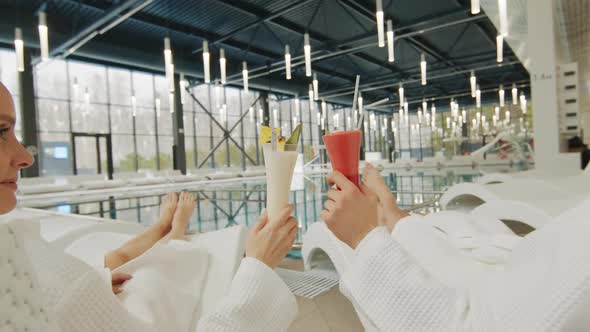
162, 192, 196, 242
362, 163, 409, 232
158, 192, 178, 232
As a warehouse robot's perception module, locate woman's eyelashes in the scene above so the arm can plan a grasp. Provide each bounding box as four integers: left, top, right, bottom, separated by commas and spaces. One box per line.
0, 127, 10, 139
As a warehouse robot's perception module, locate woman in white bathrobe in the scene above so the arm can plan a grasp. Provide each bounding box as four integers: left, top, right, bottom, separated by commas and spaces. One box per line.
0, 81, 298, 332
322, 169, 590, 331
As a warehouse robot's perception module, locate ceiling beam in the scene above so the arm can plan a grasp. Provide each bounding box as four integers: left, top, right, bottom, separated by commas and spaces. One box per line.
192, 0, 315, 54
209, 0, 409, 79
46, 0, 146, 59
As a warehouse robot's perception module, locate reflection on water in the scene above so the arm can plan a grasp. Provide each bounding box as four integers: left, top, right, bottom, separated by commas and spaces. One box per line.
40, 169, 485, 240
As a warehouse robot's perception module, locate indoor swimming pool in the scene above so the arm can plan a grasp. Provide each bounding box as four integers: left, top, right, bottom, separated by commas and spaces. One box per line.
16, 166, 515, 241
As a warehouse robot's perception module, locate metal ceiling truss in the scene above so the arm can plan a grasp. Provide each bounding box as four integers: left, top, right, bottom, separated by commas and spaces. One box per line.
186, 87, 261, 168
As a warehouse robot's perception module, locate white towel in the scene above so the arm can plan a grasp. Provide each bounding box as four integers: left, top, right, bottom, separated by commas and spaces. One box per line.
113, 240, 209, 332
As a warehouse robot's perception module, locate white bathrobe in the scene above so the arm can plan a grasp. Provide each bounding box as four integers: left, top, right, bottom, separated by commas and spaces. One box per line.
339, 199, 590, 331
0, 219, 297, 332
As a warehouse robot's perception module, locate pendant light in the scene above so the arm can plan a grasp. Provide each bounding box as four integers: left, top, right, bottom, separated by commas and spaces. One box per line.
358, 94, 364, 114
498, 0, 508, 36
420, 53, 427, 85
294, 97, 300, 121
219, 48, 226, 85
202, 40, 210, 83
496, 34, 503, 63
155, 96, 161, 118
422, 99, 427, 114
376, 0, 385, 47
505, 110, 510, 123
249, 107, 254, 123
471, 0, 480, 14
285, 45, 292, 80
163, 37, 174, 92
476, 85, 481, 108
242, 61, 248, 92
470, 70, 476, 97
131, 93, 137, 117
308, 84, 314, 111
417, 109, 423, 125
431, 104, 436, 127
304, 33, 311, 77
462, 109, 467, 123
398, 84, 404, 106
520, 94, 527, 114
499, 85, 505, 107
313, 73, 319, 100
14, 28, 24, 72
169, 92, 175, 114
511, 84, 518, 105
168, 63, 175, 92
38, 12, 49, 61
494, 106, 500, 120
386, 19, 394, 62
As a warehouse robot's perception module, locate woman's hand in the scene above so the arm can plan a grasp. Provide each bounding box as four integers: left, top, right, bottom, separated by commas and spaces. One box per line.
246, 205, 298, 269
111, 273, 132, 295
321, 171, 379, 249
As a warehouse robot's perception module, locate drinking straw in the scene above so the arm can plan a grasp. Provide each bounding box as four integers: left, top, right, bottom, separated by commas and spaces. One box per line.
351, 75, 360, 124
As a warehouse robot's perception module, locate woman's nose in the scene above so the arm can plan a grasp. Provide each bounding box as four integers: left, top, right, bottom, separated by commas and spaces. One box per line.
12, 142, 34, 170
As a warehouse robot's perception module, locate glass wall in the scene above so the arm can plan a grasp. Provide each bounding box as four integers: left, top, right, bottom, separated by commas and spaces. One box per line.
34, 58, 174, 176
3, 47, 532, 175
0, 49, 22, 140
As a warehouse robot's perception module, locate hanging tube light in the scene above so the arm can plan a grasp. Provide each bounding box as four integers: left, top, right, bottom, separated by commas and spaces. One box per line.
499, 85, 505, 107
313, 73, 319, 100
202, 40, 210, 83
511, 84, 518, 105
422, 99, 427, 114
38, 12, 49, 61
476, 85, 481, 108
398, 84, 404, 106
431, 104, 436, 127
308, 84, 314, 110
155, 96, 161, 118
304, 33, 311, 77
386, 19, 394, 62
358, 94, 364, 114
169, 92, 175, 114
376, 0, 385, 48
470, 70, 476, 97
14, 28, 24, 72
496, 34, 503, 63
242, 61, 249, 92
131, 93, 137, 117
219, 48, 226, 85
520, 94, 527, 114
285, 45, 292, 80
471, 0, 480, 14
498, 0, 508, 36
420, 53, 427, 85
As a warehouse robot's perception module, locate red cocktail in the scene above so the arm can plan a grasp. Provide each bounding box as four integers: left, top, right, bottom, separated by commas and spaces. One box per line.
323, 130, 362, 187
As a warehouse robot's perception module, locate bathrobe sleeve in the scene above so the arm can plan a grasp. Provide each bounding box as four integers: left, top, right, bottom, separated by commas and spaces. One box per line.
339, 226, 469, 332
339, 212, 590, 332
197, 257, 298, 332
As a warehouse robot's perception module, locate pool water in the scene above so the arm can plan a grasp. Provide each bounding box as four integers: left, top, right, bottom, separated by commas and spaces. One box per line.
30, 168, 490, 242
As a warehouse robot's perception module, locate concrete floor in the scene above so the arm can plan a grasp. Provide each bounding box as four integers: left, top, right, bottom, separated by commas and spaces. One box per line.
278, 258, 364, 332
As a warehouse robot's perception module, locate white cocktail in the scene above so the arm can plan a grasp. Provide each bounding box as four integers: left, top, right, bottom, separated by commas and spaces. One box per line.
263, 143, 298, 222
